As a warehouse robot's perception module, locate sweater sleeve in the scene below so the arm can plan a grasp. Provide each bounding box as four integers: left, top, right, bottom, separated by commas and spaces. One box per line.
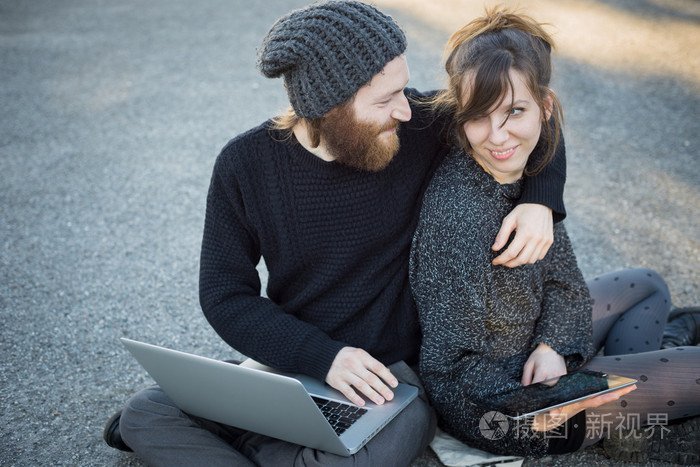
519, 129, 567, 222
198, 152, 344, 381
532, 223, 595, 370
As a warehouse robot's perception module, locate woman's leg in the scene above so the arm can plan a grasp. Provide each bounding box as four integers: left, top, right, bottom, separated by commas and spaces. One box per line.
584, 348, 700, 426
577, 268, 700, 457
578, 346, 700, 457
587, 268, 671, 354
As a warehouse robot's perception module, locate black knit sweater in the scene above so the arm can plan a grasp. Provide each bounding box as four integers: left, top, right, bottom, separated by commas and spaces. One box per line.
199, 89, 567, 382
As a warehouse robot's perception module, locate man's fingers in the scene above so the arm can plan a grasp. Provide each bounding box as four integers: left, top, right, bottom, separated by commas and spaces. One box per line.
332, 380, 367, 407
492, 234, 524, 266
365, 360, 398, 388
361, 369, 396, 401
495, 233, 551, 267
492, 203, 554, 267
357, 370, 395, 403
494, 235, 535, 267
531, 242, 548, 263
492, 215, 516, 251
348, 373, 386, 406
332, 371, 394, 406
326, 347, 397, 406
351, 352, 397, 402
527, 237, 553, 264
506, 242, 538, 268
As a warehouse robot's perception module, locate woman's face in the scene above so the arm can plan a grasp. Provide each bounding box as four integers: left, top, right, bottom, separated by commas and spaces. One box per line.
462, 69, 551, 184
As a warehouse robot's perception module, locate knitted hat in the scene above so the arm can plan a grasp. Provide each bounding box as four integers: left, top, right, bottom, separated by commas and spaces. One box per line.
257, 0, 407, 119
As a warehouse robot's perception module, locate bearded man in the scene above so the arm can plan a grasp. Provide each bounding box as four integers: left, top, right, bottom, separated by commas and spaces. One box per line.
105, 1, 567, 465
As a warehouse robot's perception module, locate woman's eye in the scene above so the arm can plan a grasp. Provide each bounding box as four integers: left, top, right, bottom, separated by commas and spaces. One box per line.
510, 107, 525, 116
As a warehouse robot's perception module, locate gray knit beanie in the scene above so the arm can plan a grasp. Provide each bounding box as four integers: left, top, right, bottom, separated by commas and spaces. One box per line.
257, 1, 407, 119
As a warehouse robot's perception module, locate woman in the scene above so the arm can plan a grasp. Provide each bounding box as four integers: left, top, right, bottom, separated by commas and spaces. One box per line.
409, 8, 700, 460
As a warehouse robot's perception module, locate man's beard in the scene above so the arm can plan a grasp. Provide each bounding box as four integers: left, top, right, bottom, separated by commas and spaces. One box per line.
320, 104, 400, 172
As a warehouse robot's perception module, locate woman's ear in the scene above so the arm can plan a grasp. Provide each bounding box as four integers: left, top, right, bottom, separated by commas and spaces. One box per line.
543, 89, 554, 121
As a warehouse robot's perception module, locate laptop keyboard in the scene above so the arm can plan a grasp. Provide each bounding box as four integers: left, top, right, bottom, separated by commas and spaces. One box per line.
311, 396, 368, 435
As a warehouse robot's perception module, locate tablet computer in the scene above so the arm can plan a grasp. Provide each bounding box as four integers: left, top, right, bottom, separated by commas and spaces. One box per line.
492, 369, 637, 420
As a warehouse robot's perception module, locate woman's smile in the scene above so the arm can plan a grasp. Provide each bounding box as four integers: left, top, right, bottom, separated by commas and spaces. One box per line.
489, 145, 519, 161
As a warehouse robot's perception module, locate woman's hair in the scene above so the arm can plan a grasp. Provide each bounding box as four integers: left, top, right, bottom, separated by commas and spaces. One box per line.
432, 7, 563, 175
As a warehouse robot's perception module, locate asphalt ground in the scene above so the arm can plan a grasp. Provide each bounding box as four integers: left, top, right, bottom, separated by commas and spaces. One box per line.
1, 0, 698, 466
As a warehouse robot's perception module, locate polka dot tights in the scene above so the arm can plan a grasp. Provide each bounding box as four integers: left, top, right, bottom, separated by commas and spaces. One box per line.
578, 268, 700, 447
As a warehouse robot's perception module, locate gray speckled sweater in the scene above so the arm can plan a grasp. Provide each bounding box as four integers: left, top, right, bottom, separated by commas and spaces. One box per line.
409, 149, 594, 457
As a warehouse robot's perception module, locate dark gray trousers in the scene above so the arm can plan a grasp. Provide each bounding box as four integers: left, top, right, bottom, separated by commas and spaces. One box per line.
120, 361, 437, 466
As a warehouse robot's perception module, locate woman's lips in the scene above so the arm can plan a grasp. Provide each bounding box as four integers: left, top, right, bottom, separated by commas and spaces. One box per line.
489, 146, 517, 160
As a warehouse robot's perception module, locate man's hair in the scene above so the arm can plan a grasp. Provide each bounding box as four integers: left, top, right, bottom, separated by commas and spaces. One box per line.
271, 108, 321, 148
271, 96, 354, 149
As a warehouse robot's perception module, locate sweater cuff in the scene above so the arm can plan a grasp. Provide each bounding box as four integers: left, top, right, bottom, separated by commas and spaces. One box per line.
296, 332, 347, 381
520, 126, 567, 222
519, 179, 566, 223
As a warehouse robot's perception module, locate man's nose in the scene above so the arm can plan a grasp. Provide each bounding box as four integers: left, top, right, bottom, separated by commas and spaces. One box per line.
391, 93, 411, 122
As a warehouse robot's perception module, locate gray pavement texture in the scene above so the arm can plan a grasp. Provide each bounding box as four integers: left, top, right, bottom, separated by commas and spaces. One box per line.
1, 0, 698, 466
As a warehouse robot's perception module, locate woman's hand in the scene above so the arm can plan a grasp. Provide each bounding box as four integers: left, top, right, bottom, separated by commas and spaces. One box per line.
531, 384, 637, 432
522, 343, 566, 386
492, 203, 553, 267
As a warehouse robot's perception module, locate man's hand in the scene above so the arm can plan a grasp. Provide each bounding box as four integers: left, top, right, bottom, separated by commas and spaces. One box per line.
521, 343, 566, 386
531, 384, 637, 432
492, 203, 553, 267
325, 347, 398, 407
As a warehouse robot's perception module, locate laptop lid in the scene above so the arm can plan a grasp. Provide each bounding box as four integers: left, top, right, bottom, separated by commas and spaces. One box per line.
120, 338, 418, 456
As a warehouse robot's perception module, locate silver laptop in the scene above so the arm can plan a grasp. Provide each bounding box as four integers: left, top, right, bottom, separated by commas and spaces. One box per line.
120, 338, 418, 456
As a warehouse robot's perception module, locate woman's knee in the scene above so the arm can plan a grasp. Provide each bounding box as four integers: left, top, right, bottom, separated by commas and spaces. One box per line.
635, 268, 670, 299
